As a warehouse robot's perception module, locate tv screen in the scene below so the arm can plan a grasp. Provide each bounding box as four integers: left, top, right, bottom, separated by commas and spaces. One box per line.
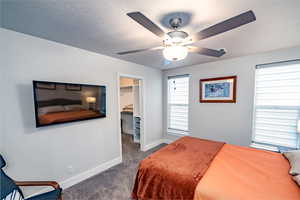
33, 81, 106, 127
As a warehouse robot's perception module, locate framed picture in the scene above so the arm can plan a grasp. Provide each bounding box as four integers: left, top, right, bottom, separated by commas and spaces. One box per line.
36, 82, 56, 90
65, 84, 81, 91
200, 76, 237, 103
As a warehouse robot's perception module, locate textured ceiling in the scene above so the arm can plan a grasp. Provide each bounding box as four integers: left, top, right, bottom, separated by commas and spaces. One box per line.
2, 0, 300, 69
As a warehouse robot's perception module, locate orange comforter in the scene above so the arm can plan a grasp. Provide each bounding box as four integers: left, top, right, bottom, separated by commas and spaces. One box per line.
132, 136, 224, 200
39, 110, 101, 125
194, 144, 300, 200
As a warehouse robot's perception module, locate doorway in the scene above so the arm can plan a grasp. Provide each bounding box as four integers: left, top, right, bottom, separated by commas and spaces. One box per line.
118, 74, 144, 160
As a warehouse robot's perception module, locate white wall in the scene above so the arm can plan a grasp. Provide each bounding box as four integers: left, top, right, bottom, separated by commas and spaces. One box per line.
0, 1, 2, 28
0, 26, 4, 155
0, 28, 163, 196
163, 46, 300, 146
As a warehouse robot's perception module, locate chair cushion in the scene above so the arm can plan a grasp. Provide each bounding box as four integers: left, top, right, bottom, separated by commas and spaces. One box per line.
0, 154, 6, 168
0, 170, 24, 199
4, 190, 24, 200
26, 188, 62, 200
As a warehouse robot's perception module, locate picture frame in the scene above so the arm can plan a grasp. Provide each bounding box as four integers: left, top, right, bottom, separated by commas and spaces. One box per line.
65, 84, 81, 91
36, 82, 56, 90
200, 76, 237, 103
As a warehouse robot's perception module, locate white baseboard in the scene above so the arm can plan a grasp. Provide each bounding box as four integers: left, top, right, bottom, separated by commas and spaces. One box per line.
28, 156, 122, 198
142, 139, 165, 151
142, 138, 177, 151
60, 156, 122, 189
162, 139, 175, 144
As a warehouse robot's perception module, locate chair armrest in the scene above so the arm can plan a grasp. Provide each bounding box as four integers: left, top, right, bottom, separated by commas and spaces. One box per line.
15, 181, 61, 190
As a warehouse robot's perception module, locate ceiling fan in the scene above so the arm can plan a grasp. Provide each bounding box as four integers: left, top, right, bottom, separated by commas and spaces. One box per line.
117, 10, 256, 62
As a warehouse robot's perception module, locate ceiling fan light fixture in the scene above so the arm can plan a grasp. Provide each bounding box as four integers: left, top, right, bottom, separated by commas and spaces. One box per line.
163, 45, 188, 61
171, 36, 183, 43
166, 31, 189, 44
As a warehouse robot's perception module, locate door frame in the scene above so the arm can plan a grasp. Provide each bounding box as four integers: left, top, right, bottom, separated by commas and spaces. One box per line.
117, 73, 146, 159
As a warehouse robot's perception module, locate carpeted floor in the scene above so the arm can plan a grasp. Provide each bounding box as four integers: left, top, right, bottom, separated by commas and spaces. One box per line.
63, 134, 166, 200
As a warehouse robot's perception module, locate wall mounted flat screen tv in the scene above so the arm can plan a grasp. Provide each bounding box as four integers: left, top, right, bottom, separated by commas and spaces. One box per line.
33, 81, 106, 127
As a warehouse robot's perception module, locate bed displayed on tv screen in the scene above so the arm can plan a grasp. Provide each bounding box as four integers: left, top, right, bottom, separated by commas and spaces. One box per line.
33, 80, 106, 127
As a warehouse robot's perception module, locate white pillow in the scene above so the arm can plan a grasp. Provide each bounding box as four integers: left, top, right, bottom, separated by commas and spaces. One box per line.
293, 175, 300, 186
283, 150, 300, 175
64, 104, 84, 111
38, 105, 65, 115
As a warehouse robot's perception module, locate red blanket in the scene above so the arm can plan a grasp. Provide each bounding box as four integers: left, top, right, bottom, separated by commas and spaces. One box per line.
132, 136, 225, 200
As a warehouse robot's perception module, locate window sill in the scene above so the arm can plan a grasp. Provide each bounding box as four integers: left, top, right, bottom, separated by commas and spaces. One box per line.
167, 129, 189, 137
250, 143, 279, 152
251, 142, 299, 153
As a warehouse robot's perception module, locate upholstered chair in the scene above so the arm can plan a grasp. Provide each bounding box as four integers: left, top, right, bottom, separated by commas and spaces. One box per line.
0, 154, 62, 200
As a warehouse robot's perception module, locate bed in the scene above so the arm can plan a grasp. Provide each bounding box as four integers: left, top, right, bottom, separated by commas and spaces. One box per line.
132, 136, 300, 200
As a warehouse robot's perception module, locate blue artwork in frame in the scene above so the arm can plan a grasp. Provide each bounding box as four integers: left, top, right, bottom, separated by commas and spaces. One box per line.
200, 76, 237, 103
205, 82, 230, 98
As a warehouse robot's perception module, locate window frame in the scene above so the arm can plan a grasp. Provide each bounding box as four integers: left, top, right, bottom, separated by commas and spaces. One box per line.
251, 59, 300, 151
167, 74, 190, 136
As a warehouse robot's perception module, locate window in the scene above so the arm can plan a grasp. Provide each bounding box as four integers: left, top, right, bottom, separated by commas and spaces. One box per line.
252, 60, 300, 151
167, 74, 190, 135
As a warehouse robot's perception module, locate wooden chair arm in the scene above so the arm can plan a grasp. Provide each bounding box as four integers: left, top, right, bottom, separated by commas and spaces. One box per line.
15, 181, 61, 190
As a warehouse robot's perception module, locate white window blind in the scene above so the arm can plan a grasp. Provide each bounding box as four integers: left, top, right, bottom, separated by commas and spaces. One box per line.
168, 75, 189, 135
253, 60, 300, 150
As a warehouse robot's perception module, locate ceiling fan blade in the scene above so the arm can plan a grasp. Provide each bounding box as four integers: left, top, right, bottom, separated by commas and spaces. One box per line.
117, 46, 163, 55
127, 12, 165, 38
194, 10, 256, 41
187, 46, 226, 57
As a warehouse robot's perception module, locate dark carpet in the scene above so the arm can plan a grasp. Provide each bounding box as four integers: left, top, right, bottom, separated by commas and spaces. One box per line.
63, 134, 166, 200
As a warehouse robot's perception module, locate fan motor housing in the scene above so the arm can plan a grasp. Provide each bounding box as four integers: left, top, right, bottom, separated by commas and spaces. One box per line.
165, 30, 189, 45
167, 31, 188, 39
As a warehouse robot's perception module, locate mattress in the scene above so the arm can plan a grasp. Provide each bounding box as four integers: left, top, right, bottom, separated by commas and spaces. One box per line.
194, 144, 300, 200
132, 136, 224, 200
133, 136, 300, 200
